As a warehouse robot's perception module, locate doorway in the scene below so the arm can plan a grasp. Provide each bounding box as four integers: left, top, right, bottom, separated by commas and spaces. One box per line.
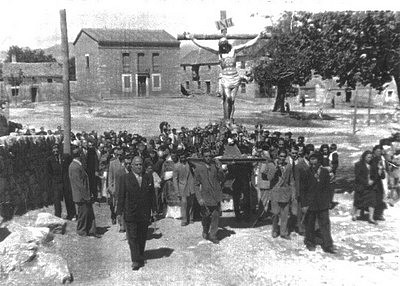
137, 76, 147, 97
31, 87, 38, 102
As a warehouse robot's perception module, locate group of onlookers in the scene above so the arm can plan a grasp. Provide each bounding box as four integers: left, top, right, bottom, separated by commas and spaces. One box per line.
352, 133, 400, 224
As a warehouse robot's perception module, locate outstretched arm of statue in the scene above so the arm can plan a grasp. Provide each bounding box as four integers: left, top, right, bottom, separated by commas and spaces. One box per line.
186, 32, 219, 54
235, 30, 266, 52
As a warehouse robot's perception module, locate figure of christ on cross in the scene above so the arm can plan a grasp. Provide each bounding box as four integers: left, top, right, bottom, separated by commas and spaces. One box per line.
186, 31, 265, 124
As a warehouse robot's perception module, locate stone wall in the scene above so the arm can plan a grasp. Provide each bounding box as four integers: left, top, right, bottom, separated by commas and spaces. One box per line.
0, 135, 61, 218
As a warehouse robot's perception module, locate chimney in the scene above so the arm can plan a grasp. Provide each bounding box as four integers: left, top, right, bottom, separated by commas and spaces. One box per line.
11, 54, 17, 63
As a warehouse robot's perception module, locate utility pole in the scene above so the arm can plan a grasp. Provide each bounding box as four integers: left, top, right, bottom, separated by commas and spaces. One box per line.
60, 9, 71, 154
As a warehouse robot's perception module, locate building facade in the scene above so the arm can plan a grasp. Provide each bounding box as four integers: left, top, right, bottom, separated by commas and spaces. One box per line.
1, 61, 63, 103
73, 28, 180, 98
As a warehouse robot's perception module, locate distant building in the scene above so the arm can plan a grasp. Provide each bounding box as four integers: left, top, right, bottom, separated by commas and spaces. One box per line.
299, 74, 399, 107
179, 46, 257, 96
73, 28, 180, 98
1, 59, 63, 103
180, 48, 219, 95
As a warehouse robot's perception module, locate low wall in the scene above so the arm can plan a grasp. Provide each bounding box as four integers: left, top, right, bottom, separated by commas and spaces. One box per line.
0, 135, 61, 218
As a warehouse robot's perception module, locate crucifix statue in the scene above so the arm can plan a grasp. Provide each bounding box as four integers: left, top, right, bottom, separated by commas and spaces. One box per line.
179, 11, 270, 124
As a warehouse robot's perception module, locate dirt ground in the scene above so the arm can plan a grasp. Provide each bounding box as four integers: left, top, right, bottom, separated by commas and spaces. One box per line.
4, 95, 400, 285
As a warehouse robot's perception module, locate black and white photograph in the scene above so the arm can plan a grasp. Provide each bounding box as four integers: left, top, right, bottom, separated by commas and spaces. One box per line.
0, 0, 399, 285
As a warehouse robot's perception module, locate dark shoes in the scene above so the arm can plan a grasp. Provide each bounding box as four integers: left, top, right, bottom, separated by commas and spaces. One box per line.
322, 247, 337, 254
208, 237, 220, 244
272, 232, 279, 238
306, 245, 316, 252
89, 233, 102, 238
111, 218, 117, 225
131, 261, 144, 271
375, 216, 385, 221
181, 222, 189, 226
280, 235, 291, 240
202, 232, 209, 240
368, 219, 378, 225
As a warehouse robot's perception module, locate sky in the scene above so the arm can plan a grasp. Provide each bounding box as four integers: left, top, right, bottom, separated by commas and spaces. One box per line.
0, 0, 400, 51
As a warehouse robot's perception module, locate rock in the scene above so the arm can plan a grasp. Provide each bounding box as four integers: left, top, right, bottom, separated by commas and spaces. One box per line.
7, 223, 53, 244
35, 213, 66, 234
6, 252, 73, 285
0, 231, 38, 274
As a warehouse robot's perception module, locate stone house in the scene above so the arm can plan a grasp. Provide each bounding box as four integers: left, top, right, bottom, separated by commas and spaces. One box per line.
299, 74, 399, 107
1, 60, 63, 103
180, 48, 220, 95
73, 28, 180, 98
180, 45, 257, 96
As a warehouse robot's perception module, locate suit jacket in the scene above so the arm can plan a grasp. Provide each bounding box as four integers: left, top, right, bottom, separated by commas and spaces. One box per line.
116, 172, 155, 222
294, 158, 311, 198
173, 162, 195, 197
303, 166, 333, 211
266, 161, 295, 203
193, 162, 224, 206
107, 157, 125, 195
68, 159, 91, 203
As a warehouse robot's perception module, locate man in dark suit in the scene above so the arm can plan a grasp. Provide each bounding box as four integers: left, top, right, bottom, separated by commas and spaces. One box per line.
193, 149, 225, 244
301, 153, 336, 253
293, 147, 312, 235
69, 147, 98, 237
116, 156, 155, 271
47, 144, 64, 218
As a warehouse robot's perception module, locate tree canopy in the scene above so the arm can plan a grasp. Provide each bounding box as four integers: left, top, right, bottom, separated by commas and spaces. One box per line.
253, 10, 400, 109
5, 45, 57, 63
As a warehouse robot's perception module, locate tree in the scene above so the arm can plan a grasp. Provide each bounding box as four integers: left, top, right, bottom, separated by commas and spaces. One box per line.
294, 11, 400, 102
253, 12, 312, 112
5, 45, 57, 63
254, 11, 400, 110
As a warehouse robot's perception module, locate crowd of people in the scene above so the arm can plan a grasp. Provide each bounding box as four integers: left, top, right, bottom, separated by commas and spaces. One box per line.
352, 134, 400, 224
44, 121, 400, 270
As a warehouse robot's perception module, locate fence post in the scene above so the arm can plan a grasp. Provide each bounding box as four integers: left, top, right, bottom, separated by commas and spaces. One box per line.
353, 86, 358, 134
367, 86, 372, 126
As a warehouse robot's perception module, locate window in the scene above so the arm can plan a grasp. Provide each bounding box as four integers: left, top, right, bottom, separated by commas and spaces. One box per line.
85, 54, 90, 68
152, 74, 161, 91
240, 82, 246, 93
388, 90, 393, 97
121, 74, 132, 92
137, 53, 145, 73
197, 81, 201, 89
122, 53, 130, 73
11, 87, 19, 96
205, 81, 211, 94
152, 53, 160, 73
47, 78, 53, 83
185, 81, 190, 90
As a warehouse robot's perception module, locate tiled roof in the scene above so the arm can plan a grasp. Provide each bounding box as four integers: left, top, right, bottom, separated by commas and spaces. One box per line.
2, 62, 62, 77
180, 49, 219, 66
73, 28, 180, 47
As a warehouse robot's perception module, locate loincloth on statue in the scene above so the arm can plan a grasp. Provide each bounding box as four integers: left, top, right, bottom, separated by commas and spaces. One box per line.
220, 72, 241, 90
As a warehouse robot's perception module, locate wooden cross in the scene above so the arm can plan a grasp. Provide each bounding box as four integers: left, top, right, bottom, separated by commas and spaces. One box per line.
177, 10, 271, 40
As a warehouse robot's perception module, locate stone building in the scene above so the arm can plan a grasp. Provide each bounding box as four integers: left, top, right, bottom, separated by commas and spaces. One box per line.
180, 48, 220, 95
73, 28, 180, 98
180, 46, 257, 96
1, 60, 63, 103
